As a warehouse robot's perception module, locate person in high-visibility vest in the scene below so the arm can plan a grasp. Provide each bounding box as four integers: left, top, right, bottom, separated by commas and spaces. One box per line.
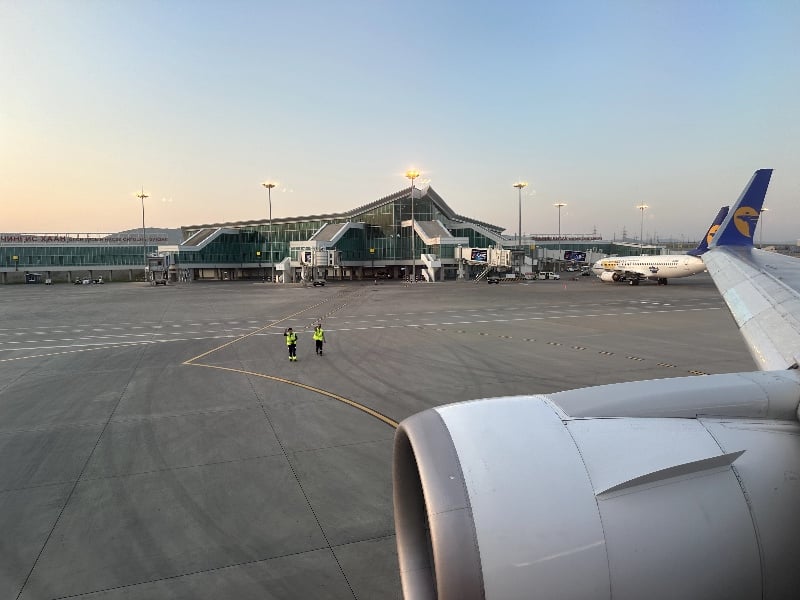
284, 327, 298, 361
313, 324, 325, 356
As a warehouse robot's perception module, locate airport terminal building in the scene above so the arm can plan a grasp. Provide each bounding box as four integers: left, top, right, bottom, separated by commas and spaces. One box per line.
1, 186, 660, 283
176, 185, 506, 282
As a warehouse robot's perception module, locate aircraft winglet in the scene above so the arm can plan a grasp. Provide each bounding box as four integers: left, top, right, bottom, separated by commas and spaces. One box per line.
686, 205, 729, 256
710, 169, 773, 247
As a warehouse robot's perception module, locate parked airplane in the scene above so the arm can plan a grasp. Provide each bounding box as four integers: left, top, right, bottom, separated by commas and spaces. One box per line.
393, 169, 799, 599
591, 206, 729, 285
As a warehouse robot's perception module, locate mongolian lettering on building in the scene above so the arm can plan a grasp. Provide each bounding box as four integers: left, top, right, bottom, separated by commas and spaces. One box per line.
0, 234, 169, 245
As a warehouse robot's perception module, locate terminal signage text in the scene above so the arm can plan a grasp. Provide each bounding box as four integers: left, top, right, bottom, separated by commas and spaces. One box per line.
0, 234, 169, 245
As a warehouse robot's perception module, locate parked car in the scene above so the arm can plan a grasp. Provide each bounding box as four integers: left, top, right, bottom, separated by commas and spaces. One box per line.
312, 280, 326, 287
487, 276, 501, 284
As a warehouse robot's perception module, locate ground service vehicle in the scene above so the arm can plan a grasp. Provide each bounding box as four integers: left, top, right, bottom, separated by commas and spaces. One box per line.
147, 254, 169, 286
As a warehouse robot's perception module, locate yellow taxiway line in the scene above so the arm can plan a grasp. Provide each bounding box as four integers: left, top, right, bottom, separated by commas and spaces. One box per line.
182, 289, 398, 428
188, 363, 399, 428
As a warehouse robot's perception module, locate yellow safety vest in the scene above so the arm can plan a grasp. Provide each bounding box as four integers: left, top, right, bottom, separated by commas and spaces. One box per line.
313, 328, 324, 341
285, 332, 297, 346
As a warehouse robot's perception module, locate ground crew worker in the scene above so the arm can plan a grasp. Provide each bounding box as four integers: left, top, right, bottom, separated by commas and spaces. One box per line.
313, 324, 325, 355
284, 327, 298, 361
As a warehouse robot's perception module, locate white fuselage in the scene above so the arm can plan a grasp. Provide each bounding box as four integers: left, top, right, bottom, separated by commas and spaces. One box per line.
592, 254, 706, 282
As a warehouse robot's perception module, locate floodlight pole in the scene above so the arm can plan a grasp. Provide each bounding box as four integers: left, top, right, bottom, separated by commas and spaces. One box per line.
136, 188, 149, 282
554, 203, 566, 272
262, 182, 276, 283
636, 204, 649, 250
514, 181, 528, 273
405, 169, 420, 283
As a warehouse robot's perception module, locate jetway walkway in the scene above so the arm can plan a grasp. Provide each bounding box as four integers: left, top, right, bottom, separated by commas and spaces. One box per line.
309, 222, 358, 245
181, 227, 240, 249
403, 220, 469, 248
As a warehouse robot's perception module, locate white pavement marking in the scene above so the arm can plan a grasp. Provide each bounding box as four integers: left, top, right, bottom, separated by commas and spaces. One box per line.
0, 306, 724, 360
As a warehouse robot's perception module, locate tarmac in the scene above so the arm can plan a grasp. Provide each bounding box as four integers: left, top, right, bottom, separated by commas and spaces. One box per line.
0, 274, 755, 599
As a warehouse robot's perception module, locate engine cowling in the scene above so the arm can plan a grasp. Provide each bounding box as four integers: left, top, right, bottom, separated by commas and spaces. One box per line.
393, 371, 800, 599
599, 271, 619, 282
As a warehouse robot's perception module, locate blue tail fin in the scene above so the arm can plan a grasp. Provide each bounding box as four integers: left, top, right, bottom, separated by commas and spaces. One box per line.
687, 206, 729, 256
710, 169, 773, 248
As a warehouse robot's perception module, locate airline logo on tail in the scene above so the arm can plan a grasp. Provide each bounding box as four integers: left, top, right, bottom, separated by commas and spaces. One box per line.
687, 206, 729, 256
710, 169, 773, 248
733, 207, 760, 238
706, 223, 722, 246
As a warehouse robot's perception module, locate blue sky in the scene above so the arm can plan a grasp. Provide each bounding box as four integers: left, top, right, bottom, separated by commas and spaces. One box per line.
2, 1, 798, 241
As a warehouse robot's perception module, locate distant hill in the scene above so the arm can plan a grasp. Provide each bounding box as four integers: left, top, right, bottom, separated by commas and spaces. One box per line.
113, 228, 183, 244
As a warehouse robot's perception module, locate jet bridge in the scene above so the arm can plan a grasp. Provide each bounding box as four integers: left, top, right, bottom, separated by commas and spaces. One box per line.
455, 246, 511, 281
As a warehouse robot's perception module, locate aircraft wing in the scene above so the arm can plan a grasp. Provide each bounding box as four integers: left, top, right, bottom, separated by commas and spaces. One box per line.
704, 246, 800, 370
703, 168, 800, 370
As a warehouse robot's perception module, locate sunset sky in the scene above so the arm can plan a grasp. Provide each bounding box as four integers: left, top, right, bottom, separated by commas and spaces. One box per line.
2, 1, 798, 241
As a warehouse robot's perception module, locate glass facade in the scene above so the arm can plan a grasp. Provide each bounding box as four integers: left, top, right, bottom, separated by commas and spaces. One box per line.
0, 245, 156, 268
179, 193, 457, 265
449, 228, 496, 249
176, 230, 260, 265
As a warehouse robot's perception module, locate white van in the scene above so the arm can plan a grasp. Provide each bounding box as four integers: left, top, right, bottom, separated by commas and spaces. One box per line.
538, 271, 560, 280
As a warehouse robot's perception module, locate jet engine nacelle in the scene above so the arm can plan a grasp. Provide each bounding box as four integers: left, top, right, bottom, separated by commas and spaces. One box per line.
393, 371, 800, 600
599, 271, 620, 282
